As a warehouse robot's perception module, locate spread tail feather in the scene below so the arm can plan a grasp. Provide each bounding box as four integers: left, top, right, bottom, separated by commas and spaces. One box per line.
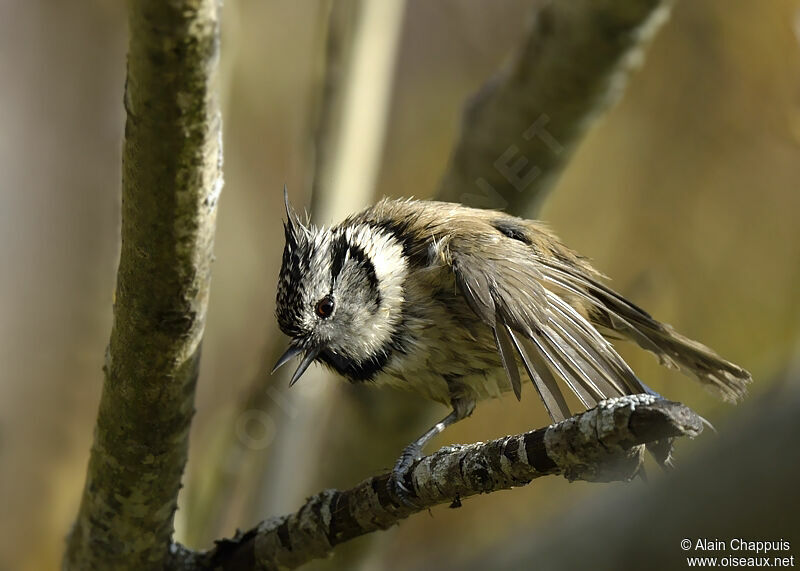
598, 310, 751, 403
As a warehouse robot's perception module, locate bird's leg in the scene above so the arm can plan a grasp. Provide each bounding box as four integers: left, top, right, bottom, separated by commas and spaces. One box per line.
393, 411, 458, 477
389, 397, 475, 505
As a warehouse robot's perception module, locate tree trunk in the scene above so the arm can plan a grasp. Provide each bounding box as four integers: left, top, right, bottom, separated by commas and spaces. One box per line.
63, 0, 223, 568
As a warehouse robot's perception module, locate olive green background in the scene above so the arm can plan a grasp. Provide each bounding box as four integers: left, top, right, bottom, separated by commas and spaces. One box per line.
1, 1, 798, 569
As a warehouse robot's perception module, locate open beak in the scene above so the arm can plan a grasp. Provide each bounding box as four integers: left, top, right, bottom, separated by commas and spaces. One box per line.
271, 344, 302, 374
271, 344, 322, 387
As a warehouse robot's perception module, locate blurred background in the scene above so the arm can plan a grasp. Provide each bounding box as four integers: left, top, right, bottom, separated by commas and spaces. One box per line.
1, 1, 799, 570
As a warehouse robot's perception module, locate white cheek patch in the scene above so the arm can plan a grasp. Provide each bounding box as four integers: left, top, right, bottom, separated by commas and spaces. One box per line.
342, 225, 408, 353
345, 225, 407, 317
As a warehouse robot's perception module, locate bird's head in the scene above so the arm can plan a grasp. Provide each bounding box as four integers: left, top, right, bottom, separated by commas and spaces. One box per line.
273, 191, 407, 384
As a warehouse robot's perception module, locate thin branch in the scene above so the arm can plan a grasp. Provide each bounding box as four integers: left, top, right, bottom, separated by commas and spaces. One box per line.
63, 1, 223, 569
310, 0, 406, 222
436, 0, 673, 215
173, 396, 702, 571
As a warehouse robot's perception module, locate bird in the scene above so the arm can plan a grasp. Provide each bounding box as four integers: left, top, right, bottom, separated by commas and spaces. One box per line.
272, 189, 751, 491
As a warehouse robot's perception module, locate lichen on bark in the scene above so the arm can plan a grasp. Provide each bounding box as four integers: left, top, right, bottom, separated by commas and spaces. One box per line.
176, 397, 702, 571
63, 1, 223, 569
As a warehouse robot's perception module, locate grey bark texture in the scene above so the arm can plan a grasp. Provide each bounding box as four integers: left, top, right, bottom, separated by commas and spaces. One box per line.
173, 396, 702, 570
63, 0, 223, 569
436, 0, 672, 214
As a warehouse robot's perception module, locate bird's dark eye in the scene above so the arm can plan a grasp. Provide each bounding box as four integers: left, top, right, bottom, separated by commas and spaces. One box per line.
315, 295, 335, 318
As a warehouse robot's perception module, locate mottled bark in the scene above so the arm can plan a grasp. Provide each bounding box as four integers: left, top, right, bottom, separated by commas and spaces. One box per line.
436, 0, 673, 215
174, 396, 702, 570
63, 0, 223, 569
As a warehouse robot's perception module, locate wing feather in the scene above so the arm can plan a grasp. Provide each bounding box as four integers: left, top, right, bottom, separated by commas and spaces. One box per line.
537, 262, 666, 355
506, 326, 571, 421
546, 293, 644, 395
448, 222, 749, 423
494, 322, 522, 401
530, 331, 597, 408
449, 239, 632, 421
543, 323, 624, 400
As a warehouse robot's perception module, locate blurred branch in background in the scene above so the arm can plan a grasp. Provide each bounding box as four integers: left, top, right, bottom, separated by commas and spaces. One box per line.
179, 0, 408, 550
178, 1, 336, 545
63, 0, 223, 569
174, 396, 701, 570
436, 0, 673, 216
462, 363, 800, 571
252, 0, 407, 519
308, 0, 406, 220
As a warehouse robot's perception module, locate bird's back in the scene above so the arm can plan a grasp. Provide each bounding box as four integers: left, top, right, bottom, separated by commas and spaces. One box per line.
344, 198, 750, 418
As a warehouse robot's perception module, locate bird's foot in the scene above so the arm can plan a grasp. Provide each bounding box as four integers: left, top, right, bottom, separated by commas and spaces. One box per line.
387, 442, 423, 508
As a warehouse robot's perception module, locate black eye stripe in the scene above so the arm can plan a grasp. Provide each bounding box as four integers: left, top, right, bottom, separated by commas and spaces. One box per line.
345, 244, 379, 295
329, 234, 380, 305
330, 234, 349, 283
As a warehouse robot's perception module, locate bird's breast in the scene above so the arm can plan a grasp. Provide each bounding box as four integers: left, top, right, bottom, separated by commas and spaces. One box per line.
375, 274, 514, 404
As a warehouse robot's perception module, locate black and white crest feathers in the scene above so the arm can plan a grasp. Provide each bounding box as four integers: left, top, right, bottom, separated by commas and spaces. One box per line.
276, 192, 310, 338
275, 194, 410, 383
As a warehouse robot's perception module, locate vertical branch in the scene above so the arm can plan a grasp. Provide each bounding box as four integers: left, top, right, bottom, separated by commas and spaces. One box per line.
310, 0, 407, 222
64, 0, 223, 569
254, 0, 407, 517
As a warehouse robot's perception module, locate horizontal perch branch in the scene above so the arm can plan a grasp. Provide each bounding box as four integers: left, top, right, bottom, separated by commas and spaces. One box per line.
173, 395, 702, 571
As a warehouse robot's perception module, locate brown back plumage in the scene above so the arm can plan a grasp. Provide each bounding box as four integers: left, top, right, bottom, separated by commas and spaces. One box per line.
352, 199, 750, 422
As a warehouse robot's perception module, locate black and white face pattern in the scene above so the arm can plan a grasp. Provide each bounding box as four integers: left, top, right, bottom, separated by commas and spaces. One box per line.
275, 208, 408, 384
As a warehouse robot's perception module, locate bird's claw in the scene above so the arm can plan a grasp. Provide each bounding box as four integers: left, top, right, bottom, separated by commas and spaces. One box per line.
387, 443, 423, 508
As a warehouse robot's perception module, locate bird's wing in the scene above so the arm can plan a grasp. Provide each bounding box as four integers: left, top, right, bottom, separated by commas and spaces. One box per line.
534, 257, 751, 402
446, 234, 646, 422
